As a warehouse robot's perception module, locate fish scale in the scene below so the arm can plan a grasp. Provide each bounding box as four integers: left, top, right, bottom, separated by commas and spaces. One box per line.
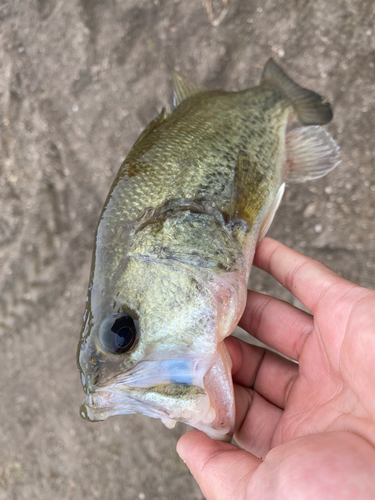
96, 89, 285, 287
78, 59, 340, 439
105, 89, 282, 225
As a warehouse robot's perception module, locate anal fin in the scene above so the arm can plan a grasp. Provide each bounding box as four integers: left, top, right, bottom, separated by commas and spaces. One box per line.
286, 125, 340, 183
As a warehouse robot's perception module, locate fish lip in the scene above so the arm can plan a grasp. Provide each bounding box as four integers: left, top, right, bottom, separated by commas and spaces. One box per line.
82, 381, 205, 410
93, 357, 211, 392
80, 381, 215, 427
80, 353, 234, 438
81, 355, 217, 427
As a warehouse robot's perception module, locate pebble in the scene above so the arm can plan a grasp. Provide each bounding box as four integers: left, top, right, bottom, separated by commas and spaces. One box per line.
314, 224, 323, 233
303, 202, 317, 217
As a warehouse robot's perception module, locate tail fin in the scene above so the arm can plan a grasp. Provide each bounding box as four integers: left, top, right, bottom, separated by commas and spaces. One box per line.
261, 58, 333, 125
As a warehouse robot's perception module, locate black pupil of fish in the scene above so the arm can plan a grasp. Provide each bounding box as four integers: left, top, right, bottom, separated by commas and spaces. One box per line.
109, 316, 136, 353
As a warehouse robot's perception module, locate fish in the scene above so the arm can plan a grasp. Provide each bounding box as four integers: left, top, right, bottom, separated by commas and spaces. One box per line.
77, 59, 340, 440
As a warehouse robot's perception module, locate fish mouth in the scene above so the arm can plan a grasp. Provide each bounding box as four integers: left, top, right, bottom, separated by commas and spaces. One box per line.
80, 356, 234, 440
81, 382, 217, 431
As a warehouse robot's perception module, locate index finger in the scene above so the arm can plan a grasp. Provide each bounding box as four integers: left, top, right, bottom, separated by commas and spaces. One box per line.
254, 237, 352, 314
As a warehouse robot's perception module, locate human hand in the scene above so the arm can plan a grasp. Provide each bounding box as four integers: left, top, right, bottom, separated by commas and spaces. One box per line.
177, 237, 375, 499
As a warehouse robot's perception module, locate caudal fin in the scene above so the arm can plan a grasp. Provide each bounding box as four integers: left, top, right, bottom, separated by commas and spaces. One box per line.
261, 58, 333, 125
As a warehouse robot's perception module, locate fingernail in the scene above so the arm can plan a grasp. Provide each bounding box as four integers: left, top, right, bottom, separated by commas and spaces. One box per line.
176, 443, 186, 463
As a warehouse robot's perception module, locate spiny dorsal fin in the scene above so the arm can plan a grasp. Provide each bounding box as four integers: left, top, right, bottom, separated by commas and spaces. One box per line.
132, 107, 168, 148
286, 125, 341, 183
172, 71, 207, 108
261, 58, 333, 125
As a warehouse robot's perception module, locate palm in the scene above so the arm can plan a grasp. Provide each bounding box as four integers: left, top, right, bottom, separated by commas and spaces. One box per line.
178, 238, 375, 499
275, 287, 374, 446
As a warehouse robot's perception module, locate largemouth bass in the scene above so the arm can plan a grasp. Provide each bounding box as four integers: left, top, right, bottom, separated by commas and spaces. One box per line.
77, 59, 339, 440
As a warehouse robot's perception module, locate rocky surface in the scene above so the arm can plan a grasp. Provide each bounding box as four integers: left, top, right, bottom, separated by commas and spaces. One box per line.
0, 1, 374, 499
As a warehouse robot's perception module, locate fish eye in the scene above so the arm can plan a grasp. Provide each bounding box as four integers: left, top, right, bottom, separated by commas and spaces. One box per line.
99, 315, 137, 354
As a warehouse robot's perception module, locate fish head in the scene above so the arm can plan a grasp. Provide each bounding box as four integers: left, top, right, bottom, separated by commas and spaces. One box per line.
77, 257, 247, 439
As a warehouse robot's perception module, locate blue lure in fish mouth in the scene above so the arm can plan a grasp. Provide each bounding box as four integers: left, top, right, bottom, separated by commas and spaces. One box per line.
79, 353, 234, 440
77, 59, 341, 440
78, 270, 248, 439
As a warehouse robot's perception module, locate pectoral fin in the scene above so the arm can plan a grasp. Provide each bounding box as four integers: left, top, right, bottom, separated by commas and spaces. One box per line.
230, 153, 275, 225
258, 183, 285, 243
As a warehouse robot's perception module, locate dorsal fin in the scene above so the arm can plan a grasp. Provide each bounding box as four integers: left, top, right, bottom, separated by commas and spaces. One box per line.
261, 58, 333, 125
132, 107, 168, 148
172, 71, 207, 108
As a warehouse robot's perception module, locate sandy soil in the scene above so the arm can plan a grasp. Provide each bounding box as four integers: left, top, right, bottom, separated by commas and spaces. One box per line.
0, 1, 374, 499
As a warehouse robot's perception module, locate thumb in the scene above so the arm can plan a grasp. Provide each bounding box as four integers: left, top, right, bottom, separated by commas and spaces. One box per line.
177, 430, 261, 500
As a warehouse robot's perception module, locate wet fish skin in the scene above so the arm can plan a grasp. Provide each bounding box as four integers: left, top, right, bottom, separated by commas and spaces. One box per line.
94, 86, 286, 281
77, 59, 339, 439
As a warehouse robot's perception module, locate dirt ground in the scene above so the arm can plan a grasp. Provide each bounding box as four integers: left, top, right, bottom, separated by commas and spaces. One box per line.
0, 1, 374, 499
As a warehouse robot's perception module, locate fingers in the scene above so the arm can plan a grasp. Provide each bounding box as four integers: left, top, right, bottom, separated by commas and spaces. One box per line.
226, 337, 298, 408
225, 337, 297, 457
233, 386, 283, 457
254, 237, 353, 314
177, 430, 261, 500
238, 289, 313, 360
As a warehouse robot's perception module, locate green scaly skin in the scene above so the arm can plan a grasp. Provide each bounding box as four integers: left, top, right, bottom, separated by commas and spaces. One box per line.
77, 81, 291, 435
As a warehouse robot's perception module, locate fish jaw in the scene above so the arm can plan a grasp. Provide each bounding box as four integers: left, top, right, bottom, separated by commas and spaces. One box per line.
80, 343, 235, 440
79, 269, 247, 439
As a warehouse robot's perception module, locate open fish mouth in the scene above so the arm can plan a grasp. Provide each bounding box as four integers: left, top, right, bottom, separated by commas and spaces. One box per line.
81, 382, 217, 430
80, 357, 233, 439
